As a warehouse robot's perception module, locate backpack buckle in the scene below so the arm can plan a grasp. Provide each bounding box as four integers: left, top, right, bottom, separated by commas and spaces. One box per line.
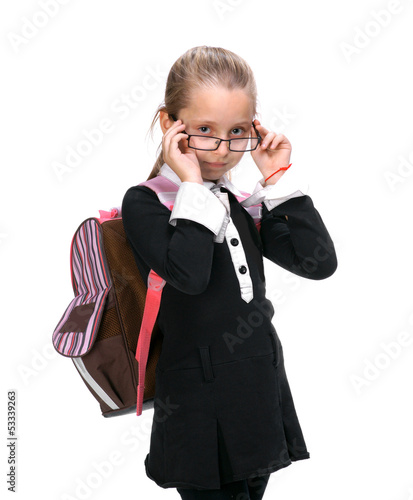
147, 270, 166, 292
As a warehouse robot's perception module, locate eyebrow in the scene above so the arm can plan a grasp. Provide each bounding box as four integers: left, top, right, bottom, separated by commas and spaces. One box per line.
191, 119, 251, 127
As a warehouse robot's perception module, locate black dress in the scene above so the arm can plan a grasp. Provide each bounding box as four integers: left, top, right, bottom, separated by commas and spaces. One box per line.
121, 174, 337, 490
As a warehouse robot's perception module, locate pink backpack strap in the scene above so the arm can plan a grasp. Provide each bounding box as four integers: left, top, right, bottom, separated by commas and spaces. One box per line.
134, 175, 178, 415
234, 189, 262, 232
139, 176, 180, 211
135, 270, 166, 416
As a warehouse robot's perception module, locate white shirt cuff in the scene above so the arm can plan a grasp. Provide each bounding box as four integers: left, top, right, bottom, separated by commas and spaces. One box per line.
169, 182, 229, 237
241, 166, 309, 211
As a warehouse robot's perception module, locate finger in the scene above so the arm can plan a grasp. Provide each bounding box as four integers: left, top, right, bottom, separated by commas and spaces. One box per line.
261, 132, 277, 149
256, 126, 275, 147
267, 134, 285, 151
270, 134, 291, 149
253, 118, 264, 131
164, 119, 185, 136
166, 132, 189, 155
253, 119, 270, 137
162, 122, 185, 149
171, 132, 189, 144
164, 121, 185, 140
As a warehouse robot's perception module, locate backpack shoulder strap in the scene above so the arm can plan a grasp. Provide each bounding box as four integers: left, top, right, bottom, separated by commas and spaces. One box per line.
138, 175, 180, 211
135, 270, 165, 415
234, 189, 262, 231
134, 175, 179, 415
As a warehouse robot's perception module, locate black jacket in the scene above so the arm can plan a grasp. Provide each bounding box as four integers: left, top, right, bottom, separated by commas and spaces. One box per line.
121, 170, 337, 490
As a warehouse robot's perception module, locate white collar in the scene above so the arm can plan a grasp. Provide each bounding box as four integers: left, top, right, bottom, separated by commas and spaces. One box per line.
158, 163, 244, 197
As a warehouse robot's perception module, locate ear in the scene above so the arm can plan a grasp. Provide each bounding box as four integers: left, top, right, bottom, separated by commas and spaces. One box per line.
159, 110, 175, 135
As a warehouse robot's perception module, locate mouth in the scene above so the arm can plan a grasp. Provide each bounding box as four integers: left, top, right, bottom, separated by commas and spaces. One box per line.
205, 162, 227, 168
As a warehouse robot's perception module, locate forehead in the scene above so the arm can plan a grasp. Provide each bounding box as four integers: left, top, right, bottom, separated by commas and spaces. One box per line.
181, 86, 253, 125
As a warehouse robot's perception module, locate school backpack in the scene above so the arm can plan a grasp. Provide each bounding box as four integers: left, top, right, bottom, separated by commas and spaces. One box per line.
52, 174, 262, 418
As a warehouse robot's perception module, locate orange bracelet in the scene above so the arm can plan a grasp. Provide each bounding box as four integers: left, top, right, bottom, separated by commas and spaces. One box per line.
265, 163, 292, 183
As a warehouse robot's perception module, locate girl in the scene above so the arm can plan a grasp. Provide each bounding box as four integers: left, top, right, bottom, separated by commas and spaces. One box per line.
122, 46, 337, 499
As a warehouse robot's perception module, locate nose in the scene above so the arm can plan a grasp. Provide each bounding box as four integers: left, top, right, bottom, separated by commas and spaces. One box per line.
214, 139, 230, 155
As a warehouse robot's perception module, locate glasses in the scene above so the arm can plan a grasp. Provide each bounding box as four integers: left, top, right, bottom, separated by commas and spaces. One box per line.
169, 114, 262, 152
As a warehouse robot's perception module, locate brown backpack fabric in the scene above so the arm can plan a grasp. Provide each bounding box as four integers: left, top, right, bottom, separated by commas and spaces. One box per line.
52, 214, 163, 417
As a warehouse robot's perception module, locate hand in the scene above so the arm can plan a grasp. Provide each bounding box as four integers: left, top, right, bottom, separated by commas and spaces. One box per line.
162, 119, 203, 183
250, 119, 292, 184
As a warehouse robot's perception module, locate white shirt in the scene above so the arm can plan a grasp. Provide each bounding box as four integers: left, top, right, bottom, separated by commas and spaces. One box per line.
157, 163, 309, 304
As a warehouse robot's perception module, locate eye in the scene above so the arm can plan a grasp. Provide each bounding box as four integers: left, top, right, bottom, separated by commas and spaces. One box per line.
198, 126, 211, 134
231, 128, 245, 136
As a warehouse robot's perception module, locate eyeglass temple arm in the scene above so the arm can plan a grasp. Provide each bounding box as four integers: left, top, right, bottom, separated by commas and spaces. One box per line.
251, 120, 262, 141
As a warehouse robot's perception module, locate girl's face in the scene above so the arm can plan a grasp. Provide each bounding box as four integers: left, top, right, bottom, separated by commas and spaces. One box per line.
175, 86, 255, 182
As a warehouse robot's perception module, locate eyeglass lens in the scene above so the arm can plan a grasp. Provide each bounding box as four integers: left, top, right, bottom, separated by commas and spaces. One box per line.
169, 114, 259, 151
189, 136, 259, 152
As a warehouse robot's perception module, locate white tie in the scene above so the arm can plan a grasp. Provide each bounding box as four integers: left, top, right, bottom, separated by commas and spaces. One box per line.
210, 184, 230, 243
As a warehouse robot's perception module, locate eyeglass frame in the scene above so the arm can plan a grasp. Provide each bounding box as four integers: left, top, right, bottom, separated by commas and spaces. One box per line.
169, 114, 262, 152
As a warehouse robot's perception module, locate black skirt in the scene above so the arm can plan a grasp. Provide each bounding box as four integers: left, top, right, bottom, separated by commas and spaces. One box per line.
144, 334, 310, 490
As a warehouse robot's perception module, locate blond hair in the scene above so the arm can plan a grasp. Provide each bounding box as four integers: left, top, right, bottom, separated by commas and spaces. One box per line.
146, 45, 258, 181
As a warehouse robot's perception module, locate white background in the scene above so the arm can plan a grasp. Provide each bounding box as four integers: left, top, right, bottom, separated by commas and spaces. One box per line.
1, 0, 413, 499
